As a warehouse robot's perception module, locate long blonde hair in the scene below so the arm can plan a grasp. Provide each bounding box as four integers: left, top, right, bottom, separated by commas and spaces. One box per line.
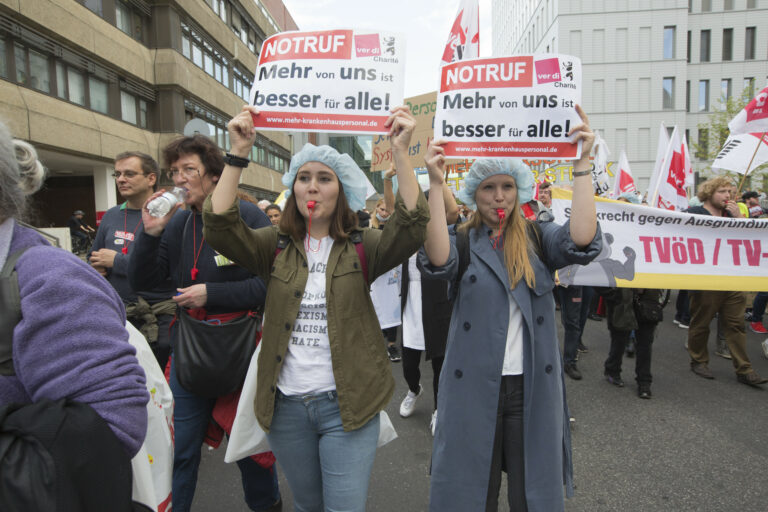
370, 198, 386, 229
458, 195, 536, 289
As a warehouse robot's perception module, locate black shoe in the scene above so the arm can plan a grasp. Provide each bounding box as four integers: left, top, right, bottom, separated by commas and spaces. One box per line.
605, 373, 624, 387
637, 383, 652, 399
387, 344, 401, 362
564, 363, 582, 380
587, 313, 603, 321
577, 342, 588, 353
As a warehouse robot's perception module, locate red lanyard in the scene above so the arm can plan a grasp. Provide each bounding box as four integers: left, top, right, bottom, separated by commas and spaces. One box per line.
190, 214, 205, 281
121, 208, 143, 255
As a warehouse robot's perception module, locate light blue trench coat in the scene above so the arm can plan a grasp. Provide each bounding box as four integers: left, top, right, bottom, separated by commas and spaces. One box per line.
419, 220, 602, 512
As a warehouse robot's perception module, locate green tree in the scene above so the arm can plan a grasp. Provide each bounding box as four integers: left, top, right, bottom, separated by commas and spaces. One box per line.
693, 83, 768, 192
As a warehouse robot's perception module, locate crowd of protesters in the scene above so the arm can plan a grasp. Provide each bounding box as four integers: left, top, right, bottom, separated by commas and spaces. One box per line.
1, 94, 767, 512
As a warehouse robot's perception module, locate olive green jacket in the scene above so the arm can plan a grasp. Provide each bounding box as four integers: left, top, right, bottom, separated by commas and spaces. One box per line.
202, 192, 429, 431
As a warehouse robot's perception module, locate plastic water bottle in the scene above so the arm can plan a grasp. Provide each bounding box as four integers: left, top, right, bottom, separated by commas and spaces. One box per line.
147, 187, 187, 217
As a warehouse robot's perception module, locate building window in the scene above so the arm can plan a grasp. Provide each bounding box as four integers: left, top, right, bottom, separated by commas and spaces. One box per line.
89, 76, 108, 114
14, 45, 52, 93
663, 78, 675, 109
722, 28, 733, 61
721, 79, 732, 102
28, 49, 51, 93
139, 99, 148, 128
701, 0, 711, 11
211, 0, 227, 23
745, 27, 755, 60
0, 39, 7, 79
700, 30, 710, 62
68, 68, 86, 105
747, 0, 756, 7
698, 80, 709, 111
116, 1, 131, 35
121, 90, 137, 124
688, 0, 692, 12
233, 67, 252, 102
686, 31, 691, 63
686, 80, 690, 112
744, 78, 755, 98
81, 0, 103, 16
724, 0, 734, 9
180, 23, 230, 88
663, 26, 675, 59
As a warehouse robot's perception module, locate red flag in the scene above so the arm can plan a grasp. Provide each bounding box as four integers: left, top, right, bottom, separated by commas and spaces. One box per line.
728, 85, 768, 135
441, 0, 480, 65
653, 127, 689, 211
612, 149, 636, 197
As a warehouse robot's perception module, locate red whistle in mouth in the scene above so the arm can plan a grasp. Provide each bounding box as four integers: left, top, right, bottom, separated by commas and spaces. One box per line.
496, 208, 506, 220
307, 201, 316, 210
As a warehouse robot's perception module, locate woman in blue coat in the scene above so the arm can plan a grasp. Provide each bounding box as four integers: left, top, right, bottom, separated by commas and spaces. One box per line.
420, 106, 601, 511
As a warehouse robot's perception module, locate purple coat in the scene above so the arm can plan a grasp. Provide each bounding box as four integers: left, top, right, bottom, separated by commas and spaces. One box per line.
0, 222, 148, 456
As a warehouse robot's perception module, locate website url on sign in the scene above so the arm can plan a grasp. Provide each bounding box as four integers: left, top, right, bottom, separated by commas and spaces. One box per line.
453, 145, 560, 153
266, 117, 372, 127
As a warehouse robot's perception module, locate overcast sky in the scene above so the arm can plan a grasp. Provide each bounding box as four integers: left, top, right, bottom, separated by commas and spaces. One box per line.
280, 0, 493, 98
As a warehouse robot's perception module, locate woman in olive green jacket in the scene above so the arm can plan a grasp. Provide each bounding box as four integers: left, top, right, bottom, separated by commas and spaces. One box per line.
203, 105, 428, 511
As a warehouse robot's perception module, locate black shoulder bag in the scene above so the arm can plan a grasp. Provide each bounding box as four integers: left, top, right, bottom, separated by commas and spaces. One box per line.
174, 214, 259, 398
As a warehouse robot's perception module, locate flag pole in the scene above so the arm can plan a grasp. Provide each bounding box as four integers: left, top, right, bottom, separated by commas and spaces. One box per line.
737, 131, 767, 193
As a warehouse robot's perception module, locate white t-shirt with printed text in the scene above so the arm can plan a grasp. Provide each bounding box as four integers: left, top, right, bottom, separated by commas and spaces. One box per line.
276, 236, 336, 395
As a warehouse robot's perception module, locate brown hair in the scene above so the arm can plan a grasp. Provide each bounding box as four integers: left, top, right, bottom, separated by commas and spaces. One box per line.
162, 135, 225, 178
458, 182, 536, 289
115, 151, 159, 190
696, 176, 734, 202
279, 181, 359, 242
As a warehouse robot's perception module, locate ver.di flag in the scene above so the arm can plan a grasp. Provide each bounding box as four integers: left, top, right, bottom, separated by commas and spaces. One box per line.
728, 85, 768, 135
612, 149, 636, 197
651, 126, 690, 211
441, 0, 480, 65
712, 132, 768, 174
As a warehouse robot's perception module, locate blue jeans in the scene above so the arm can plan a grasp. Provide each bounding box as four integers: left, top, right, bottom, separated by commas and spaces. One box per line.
169, 359, 280, 512
751, 292, 768, 322
266, 389, 380, 512
559, 286, 582, 364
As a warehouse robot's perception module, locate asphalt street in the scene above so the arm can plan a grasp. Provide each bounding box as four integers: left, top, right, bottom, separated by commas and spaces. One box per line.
193, 291, 768, 511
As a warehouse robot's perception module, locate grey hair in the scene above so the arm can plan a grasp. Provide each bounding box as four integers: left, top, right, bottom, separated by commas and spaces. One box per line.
0, 121, 46, 219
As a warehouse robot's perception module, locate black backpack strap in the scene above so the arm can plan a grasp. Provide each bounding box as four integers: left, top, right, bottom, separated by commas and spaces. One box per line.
0, 248, 30, 376
349, 231, 368, 287
455, 226, 470, 283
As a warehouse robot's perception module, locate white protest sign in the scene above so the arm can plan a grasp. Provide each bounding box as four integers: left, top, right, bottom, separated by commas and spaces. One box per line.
434, 54, 582, 159
370, 267, 402, 329
551, 189, 768, 291
250, 29, 405, 134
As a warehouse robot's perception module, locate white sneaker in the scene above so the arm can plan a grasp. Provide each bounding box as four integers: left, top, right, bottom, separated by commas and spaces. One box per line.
762, 339, 768, 359
430, 409, 437, 436
399, 385, 422, 417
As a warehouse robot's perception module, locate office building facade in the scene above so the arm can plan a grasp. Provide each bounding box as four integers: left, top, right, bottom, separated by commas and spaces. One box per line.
0, 0, 299, 227
493, 0, 768, 191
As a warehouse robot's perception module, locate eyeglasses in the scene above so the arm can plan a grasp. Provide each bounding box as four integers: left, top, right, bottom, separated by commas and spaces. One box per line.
112, 170, 146, 179
166, 168, 201, 179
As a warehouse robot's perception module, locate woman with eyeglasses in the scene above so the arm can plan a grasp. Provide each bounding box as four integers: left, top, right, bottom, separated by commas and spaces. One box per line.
202, 105, 428, 511
128, 135, 282, 512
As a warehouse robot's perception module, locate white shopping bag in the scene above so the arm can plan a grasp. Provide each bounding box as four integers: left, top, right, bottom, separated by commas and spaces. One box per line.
126, 322, 174, 512
225, 342, 268, 462
225, 342, 397, 463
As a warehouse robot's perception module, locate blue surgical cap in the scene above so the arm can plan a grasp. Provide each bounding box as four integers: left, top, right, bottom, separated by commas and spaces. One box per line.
618, 191, 641, 204
458, 158, 535, 209
282, 143, 368, 212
